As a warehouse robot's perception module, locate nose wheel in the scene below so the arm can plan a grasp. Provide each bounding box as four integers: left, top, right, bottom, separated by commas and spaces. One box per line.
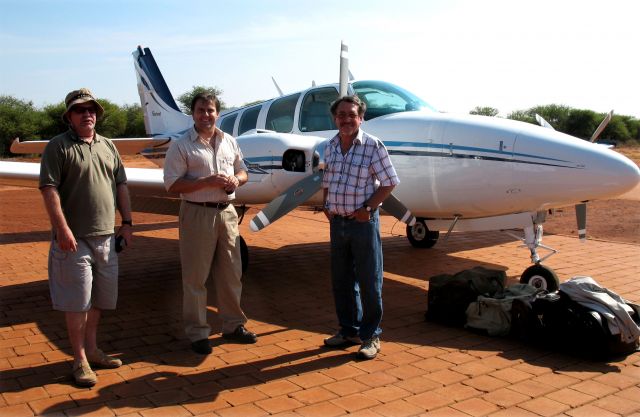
520, 264, 559, 292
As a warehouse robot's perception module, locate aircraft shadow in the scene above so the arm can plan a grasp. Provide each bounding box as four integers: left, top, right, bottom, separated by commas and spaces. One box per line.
1, 230, 623, 415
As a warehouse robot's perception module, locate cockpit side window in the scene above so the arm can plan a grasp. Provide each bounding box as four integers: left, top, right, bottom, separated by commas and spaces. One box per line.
266, 93, 300, 133
219, 113, 237, 135
238, 105, 263, 135
299, 87, 339, 132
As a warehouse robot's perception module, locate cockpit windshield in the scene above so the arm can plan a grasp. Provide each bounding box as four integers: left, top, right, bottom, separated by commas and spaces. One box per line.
352, 80, 436, 121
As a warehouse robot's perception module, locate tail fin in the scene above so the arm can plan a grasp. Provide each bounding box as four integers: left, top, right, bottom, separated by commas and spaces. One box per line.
132, 46, 192, 137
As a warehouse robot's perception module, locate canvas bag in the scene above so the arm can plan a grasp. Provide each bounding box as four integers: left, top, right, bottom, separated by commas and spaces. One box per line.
465, 283, 541, 336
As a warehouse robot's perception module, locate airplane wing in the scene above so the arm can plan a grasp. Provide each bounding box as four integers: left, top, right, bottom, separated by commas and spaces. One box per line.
10, 137, 171, 155
0, 161, 169, 195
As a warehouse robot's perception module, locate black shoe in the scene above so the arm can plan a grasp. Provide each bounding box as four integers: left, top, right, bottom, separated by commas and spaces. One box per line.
191, 339, 212, 354
222, 325, 257, 344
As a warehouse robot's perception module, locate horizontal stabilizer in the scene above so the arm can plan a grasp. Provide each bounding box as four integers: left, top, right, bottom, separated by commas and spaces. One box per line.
10, 137, 170, 156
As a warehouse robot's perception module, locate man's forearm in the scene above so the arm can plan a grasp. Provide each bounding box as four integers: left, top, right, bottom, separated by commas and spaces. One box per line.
366, 185, 396, 208
116, 183, 132, 221
40, 186, 69, 232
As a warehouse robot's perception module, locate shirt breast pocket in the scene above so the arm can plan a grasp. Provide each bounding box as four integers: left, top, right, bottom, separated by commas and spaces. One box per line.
219, 156, 235, 175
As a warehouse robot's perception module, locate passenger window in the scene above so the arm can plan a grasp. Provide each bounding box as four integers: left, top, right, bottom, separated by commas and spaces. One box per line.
219, 113, 237, 135
299, 87, 339, 132
238, 105, 262, 135
266, 93, 300, 133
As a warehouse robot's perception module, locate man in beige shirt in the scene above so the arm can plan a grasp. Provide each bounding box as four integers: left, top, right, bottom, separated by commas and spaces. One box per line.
163, 93, 256, 355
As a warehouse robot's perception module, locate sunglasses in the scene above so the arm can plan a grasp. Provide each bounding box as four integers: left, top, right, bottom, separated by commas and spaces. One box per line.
71, 106, 97, 114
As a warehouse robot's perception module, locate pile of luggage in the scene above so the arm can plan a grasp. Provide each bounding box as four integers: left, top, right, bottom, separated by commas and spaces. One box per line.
425, 267, 640, 359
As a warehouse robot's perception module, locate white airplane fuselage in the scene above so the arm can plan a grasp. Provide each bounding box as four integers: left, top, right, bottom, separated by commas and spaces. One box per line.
225, 111, 639, 221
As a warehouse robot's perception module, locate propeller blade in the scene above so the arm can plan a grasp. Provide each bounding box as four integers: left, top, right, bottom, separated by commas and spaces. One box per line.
575, 203, 587, 242
535, 114, 555, 130
381, 194, 416, 226
339, 41, 349, 97
590, 110, 614, 143
249, 172, 323, 232
271, 76, 283, 97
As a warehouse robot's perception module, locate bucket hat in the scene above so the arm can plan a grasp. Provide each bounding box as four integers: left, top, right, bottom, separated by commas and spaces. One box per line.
62, 88, 104, 122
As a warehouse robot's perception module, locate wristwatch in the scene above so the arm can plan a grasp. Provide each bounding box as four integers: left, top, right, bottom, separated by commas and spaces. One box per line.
121, 220, 133, 226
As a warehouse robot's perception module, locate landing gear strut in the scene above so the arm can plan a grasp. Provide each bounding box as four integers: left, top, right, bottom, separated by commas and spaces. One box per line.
506, 213, 560, 292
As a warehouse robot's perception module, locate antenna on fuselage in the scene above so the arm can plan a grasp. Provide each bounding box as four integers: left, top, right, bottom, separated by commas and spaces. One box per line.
339, 41, 349, 97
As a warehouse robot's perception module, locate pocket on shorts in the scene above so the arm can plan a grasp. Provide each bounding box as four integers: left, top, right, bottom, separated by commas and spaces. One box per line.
51, 241, 68, 261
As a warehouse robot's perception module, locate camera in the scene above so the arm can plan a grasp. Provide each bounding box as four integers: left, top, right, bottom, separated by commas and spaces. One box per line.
115, 235, 126, 253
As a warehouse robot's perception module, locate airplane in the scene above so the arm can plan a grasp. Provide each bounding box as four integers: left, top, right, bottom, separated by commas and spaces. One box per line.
2, 43, 639, 292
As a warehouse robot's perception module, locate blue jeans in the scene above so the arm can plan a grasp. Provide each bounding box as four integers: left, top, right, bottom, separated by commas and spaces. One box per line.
329, 211, 383, 341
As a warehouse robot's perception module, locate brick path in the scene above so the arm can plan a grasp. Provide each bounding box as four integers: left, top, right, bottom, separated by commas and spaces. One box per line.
1, 187, 639, 416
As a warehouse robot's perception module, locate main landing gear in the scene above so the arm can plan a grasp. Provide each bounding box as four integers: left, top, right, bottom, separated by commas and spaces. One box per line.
406, 218, 440, 248
407, 214, 561, 292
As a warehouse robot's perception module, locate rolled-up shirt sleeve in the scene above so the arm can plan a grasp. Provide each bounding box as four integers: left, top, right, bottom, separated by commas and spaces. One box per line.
163, 141, 186, 191
232, 139, 248, 174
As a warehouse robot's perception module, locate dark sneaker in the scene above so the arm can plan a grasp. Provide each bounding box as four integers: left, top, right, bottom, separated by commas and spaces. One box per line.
222, 325, 257, 344
323, 332, 361, 347
191, 338, 212, 354
72, 361, 97, 387
357, 337, 381, 359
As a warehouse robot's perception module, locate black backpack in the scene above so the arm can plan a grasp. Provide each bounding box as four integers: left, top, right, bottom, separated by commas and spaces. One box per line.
426, 267, 505, 327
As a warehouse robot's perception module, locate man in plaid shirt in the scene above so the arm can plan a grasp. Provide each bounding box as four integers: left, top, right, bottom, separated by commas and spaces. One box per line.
321, 95, 399, 359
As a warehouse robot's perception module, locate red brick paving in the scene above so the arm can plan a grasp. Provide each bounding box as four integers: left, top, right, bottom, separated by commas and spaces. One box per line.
1, 186, 639, 416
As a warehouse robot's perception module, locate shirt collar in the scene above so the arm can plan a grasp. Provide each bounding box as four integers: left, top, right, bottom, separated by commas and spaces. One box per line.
329, 129, 364, 148
189, 125, 224, 143
68, 129, 99, 143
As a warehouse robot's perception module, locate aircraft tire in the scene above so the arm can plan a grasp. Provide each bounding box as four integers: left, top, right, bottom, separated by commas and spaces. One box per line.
520, 264, 559, 292
406, 218, 439, 248
240, 235, 249, 274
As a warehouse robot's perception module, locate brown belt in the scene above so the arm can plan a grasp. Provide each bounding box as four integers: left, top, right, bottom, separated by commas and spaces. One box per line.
186, 200, 229, 209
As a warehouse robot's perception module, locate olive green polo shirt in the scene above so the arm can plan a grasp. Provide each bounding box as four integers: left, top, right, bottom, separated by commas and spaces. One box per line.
39, 129, 127, 238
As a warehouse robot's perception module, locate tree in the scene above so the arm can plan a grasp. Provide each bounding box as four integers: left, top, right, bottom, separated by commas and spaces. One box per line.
177, 85, 226, 114
122, 103, 147, 137
0, 96, 41, 156
470, 106, 499, 117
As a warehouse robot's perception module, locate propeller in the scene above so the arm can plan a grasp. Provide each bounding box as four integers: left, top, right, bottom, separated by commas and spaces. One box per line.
249, 172, 323, 232
250, 169, 416, 232
381, 194, 416, 226
339, 41, 349, 97
271, 76, 284, 97
590, 110, 613, 143
535, 114, 555, 130
575, 202, 587, 242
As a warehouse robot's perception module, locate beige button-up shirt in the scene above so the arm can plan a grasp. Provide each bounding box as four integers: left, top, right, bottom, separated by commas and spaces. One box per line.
163, 126, 247, 202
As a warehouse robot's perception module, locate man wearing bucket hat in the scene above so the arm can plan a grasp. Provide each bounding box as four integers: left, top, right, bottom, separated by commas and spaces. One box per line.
39, 88, 133, 387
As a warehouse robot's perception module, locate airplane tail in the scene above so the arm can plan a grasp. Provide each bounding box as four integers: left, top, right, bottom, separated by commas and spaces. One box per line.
132, 46, 192, 138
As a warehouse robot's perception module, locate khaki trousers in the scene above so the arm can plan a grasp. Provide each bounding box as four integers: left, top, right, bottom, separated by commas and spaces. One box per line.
179, 201, 247, 341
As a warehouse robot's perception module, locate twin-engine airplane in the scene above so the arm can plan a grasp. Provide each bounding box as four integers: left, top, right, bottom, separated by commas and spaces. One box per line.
2, 44, 639, 291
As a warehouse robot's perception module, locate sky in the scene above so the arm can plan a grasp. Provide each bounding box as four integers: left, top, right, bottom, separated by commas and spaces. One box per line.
1, 0, 638, 118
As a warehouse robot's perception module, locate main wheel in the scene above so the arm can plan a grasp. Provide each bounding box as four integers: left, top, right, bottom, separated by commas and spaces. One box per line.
520, 264, 559, 292
240, 235, 249, 274
406, 218, 439, 248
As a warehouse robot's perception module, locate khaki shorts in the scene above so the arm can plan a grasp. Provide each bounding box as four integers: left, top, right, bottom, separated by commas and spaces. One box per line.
48, 235, 118, 312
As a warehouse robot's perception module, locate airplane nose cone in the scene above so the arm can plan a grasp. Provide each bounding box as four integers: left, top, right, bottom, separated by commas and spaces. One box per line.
600, 149, 640, 198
